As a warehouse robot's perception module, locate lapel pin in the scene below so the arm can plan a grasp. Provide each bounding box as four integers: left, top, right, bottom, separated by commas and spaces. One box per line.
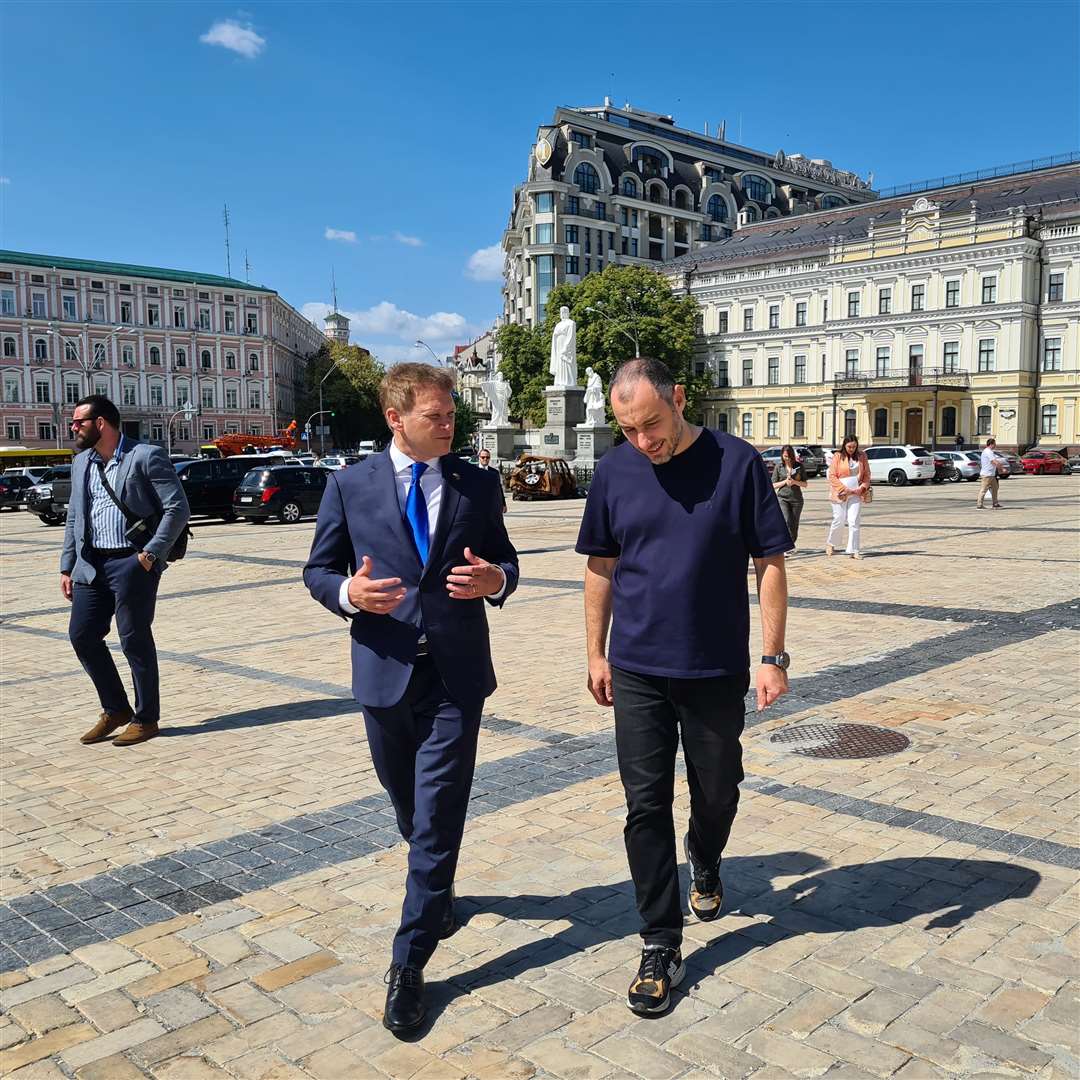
452, 472, 460, 480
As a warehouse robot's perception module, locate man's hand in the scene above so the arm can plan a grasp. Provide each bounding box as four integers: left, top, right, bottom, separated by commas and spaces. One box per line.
60, 573, 73, 602
347, 556, 406, 614
756, 664, 789, 711
446, 547, 503, 600
587, 655, 614, 707
137, 552, 155, 572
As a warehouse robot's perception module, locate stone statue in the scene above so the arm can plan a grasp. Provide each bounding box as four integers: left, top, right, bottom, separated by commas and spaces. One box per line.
584, 367, 605, 426
481, 370, 511, 428
549, 306, 577, 389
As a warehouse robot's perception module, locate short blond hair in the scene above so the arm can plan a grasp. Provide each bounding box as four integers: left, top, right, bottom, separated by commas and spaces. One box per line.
378, 363, 456, 414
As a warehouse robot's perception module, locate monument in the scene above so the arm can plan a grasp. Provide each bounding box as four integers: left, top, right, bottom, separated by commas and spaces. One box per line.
542, 307, 585, 457
479, 366, 516, 462
575, 366, 614, 465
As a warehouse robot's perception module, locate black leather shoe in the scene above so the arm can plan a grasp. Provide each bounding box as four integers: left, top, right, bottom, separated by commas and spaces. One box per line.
439, 886, 458, 939
383, 963, 425, 1034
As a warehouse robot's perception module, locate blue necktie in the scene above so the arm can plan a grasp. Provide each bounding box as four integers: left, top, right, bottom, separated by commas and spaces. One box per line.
405, 461, 429, 564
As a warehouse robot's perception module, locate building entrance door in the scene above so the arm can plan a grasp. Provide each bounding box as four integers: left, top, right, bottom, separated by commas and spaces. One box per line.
905, 408, 923, 445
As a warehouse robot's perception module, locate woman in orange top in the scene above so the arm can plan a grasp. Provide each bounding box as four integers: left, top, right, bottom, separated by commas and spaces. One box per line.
826, 436, 871, 559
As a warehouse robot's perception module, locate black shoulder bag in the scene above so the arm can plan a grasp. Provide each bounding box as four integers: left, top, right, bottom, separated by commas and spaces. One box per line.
95, 462, 191, 562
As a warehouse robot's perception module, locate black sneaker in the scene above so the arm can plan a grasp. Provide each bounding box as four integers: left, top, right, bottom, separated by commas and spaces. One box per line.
627, 945, 685, 1015
684, 833, 723, 922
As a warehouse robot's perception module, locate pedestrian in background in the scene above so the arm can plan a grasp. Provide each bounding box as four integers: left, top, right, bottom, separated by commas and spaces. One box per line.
772, 444, 806, 555
477, 449, 506, 512
826, 435, 871, 559
976, 437, 1004, 509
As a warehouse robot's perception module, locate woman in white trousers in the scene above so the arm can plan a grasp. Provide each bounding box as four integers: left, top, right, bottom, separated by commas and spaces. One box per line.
827, 436, 871, 559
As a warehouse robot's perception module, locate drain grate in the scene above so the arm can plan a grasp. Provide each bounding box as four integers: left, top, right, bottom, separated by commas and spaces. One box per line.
769, 722, 910, 759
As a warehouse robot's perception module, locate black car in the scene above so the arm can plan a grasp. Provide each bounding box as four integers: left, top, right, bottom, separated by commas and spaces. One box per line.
0, 474, 35, 510
25, 467, 72, 526
176, 455, 286, 521
233, 466, 329, 523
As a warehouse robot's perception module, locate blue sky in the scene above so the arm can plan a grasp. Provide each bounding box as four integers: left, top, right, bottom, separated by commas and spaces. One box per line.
2, 0, 1077, 363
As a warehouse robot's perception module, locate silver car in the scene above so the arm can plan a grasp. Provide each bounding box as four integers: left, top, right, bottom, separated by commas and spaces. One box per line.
936, 450, 980, 482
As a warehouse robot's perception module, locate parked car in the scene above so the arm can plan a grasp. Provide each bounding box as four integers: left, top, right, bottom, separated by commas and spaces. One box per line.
233, 466, 330, 523
759, 446, 821, 478
798, 446, 827, 475
1068, 453, 1080, 472
863, 445, 936, 486
176, 456, 275, 521
508, 455, 579, 500
24, 466, 72, 526
998, 452, 1024, 476
1021, 450, 1070, 475
935, 450, 981, 482
0, 474, 35, 510
931, 455, 952, 484
3, 466, 50, 483
356, 441, 378, 457
319, 455, 361, 471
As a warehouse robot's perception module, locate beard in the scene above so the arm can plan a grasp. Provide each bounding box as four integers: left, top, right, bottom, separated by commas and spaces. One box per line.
650, 415, 686, 465
74, 424, 101, 451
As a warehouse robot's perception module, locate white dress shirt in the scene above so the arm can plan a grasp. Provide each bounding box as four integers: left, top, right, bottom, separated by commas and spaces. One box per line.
338, 442, 504, 614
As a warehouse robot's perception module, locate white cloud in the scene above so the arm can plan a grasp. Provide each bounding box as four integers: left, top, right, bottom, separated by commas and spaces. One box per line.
199, 19, 266, 59
0, 177, 10, 185
324, 227, 357, 244
301, 300, 478, 349
393, 232, 423, 248
465, 244, 503, 282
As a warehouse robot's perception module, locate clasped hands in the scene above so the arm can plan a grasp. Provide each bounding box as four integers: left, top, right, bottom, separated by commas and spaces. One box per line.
346, 548, 502, 614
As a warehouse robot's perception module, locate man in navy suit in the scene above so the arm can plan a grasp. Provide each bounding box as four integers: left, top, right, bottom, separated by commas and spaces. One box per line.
304, 363, 518, 1034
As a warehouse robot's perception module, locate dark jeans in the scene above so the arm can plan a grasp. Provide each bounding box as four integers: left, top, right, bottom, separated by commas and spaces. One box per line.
612, 665, 749, 949
69, 550, 163, 726
361, 656, 482, 969
778, 496, 803, 546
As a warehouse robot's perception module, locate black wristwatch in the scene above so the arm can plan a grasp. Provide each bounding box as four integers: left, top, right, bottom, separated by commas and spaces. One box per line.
141, 551, 157, 566
761, 651, 790, 671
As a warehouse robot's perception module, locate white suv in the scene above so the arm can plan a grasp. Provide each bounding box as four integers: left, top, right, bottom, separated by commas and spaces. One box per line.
863, 445, 936, 486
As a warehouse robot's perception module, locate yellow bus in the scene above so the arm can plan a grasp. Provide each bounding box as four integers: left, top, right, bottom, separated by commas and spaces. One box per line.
0, 447, 74, 472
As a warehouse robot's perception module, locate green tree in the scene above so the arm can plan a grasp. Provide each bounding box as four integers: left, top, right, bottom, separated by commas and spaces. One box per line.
301, 342, 386, 450
494, 321, 548, 427
451, 395, 478, 452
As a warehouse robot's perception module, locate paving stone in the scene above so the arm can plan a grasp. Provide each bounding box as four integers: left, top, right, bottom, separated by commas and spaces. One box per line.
840, 989, 916, 1036
128, 1014, 235, 1065
8, 994, 82, 1036
0, 965, 96, 1008
209, 981, 283, 1024
517, 1035, 615, 1080
741, 1028, 837, 1077
73, 1052, 148, 1080
806, 1024, 911, 1076
591, 1033, 688, 1079
69, 942, 139, 975
153, 1057, 232, 1078
252, 950, 339, 992
73, 989, 142, 1034
60, 961, 157, 1004
126, 959, 211, 999
663, 1026, 765, 1076
950, 1020, 1054, 1072
0, 1024, 97, 1073
273, 1010, 372, 1060
143, 986, 218, 1028
58, 1018, 167, 1069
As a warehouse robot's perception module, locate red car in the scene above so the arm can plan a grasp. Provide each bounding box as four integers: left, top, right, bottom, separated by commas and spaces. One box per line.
1020, 450, 1071, 475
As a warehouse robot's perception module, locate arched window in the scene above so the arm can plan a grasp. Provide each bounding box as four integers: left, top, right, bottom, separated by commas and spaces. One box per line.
648, 182, 665, 204
940, 406, 956, 437
1041, 404, 1058, 436
873, 408, 888, 438
248, 352, 259, 371
632, 146, 665, 179
175, 347, 186, 368
976, 405, 992, 435
573, 162, 599, 194
34, 338, 48, 360
742, 205, 758, 223
743, 174, 770, 201
621, 176, 638, 197
225, 350, 236, 370
2, 336, 15, 358
844, 409, 857, 437
742, 412, 753, 438
149, 346, 161, 366
674, 189, 689, 210
767, 412, 779, 438
707, 195, 728, 223
793, 411, 806, 438
821, 195, 846, 210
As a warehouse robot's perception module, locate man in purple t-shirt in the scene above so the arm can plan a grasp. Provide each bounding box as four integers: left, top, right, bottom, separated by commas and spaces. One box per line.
576, 357, 792, 1016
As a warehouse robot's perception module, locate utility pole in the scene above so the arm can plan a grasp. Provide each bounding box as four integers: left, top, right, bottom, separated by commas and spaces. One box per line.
244, 250, 252, 283
223, 203, 232, 277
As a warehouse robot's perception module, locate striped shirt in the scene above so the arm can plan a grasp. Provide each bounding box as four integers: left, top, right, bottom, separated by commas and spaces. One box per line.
87, 437, 133, 550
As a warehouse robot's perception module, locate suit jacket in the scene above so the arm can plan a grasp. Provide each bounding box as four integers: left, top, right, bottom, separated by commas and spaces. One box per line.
61, 440, 191, 584
828, 450, 872, 504
304, 449, 519, 709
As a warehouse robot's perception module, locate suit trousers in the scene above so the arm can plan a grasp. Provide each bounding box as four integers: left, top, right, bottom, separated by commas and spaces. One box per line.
612, 665, 749, 949
362, 656, 482, 969
69, 550, 162, 725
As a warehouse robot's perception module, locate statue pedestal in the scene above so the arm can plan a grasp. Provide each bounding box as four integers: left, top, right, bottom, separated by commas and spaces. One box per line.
541, 386, 585, 458
479, 425, 517, 464
574, 424, 614, 465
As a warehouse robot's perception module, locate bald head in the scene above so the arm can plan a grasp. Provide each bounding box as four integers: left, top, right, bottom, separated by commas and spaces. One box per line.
610, 357, 675, 406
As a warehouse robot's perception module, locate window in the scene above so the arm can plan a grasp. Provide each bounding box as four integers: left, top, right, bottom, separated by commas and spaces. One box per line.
742, 358, 754, 385
768, 305, 779, 330
699, 223, 712, 243
793, 411, 805, 438
742, 413, 752, 438
574, 163, 600, 194
2, 336, 15, 358
941, 406, 956, 437
149, 346, 161, 366
1048, 272, 1064, 301
795, 302, 806, 326
767, 412, 779, 438
63, 277, 76, 287
149, 383, 164, 407
35, 338, 48, 360
1041, 404, 1058, 436
3, 373, 20, 402
202, 423, 215, 441
875, 346, 890, 376
92, 342, 106, 365
768, 357, 780, 385
150, 422, 164, 441
201, 385, 215, 409
65, 340, 78, 362
122, 381, 137, 406
225, 387, 239, 410
248, 352, 259, 371
173, 306, 186, 329
822, 299, 828, 322
201, 350, 213, 370
945, 279, 960, 307
621, 177, 638, 197
977, 339, 995, 372
976, 405, 992, 435
248, 387, 261, 409
225, 350, 236, 370
844, 409, 857, 438
717, 360, 729, 387
224, 311, 235, 332
743, 308, 754, 332
717, 413, 728, 433
35, 378, 51, 403
534, 223, 553, 244
6, 421, 21, 441
794, 355, 806, 384
175, 347, 187, 368
245, 313, 258, 333
942, 341, 959, 373
176, 383, 190, 406
570, 132, 591, 149
122, 344, 134, 366
565, 225, 578, 244
173, 288, 185, 298
62, 295, 77, 320
535, 192, 554, 213
1042, 337, 1062, 371
199, 307, 211, 330
743, 174, 769, 201
878, 288, 891, 315
847, 291, 860, 317
32, 293, 46, 318
873, 407, 888, 437
821, 194, 846, 210
706, 195, 727, 222
566, 195, 579, 215
633, 146, 665, 179
64, 378, 81, 404
120, 300, 132, 323
595, 202, 606, 221
717, 311, 729, 334
536, 255, 555, 317
147, 303, 160, 326
38, 423, 56, 442
565, 256, 579, 275
845, 349, 859, 377
92, 298, 106, 321
981, 276, 997, 304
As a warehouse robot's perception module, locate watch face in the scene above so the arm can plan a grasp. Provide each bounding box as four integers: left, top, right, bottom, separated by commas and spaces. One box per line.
777, 651, 791, 670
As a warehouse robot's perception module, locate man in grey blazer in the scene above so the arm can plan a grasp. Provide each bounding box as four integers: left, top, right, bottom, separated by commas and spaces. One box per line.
61, 396, 190, 746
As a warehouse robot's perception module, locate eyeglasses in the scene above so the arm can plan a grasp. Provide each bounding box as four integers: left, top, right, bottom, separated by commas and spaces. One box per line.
70, 417, 97, 429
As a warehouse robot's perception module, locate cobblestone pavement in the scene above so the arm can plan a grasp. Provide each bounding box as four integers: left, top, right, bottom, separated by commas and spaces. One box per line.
1, 473, 1078, 1079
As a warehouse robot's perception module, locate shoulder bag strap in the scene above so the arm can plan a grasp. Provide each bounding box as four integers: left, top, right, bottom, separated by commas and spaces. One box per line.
94, 461, 140, 526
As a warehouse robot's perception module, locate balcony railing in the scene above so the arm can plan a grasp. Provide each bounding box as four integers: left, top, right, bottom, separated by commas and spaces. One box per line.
834, 367, 971, 390
876, 151, 1079, 198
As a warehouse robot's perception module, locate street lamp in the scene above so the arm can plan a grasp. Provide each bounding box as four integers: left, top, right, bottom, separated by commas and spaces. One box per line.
414, 339, 443, 365
318, 357, 350, 455
166, 405, 196, 456
35, 325, 136, 393
585, 300, 641, 357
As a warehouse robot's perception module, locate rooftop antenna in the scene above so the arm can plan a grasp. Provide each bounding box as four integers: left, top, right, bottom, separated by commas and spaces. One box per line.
331, 267, 339, 313
223, 203, 232, 277
244, 250, 252, 283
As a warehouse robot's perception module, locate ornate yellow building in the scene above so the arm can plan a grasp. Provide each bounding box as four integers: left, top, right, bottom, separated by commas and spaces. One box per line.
668, 160, 1079, 451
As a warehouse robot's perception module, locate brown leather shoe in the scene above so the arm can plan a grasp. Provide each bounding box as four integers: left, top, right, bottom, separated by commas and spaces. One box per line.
112, 722, 159, 747
80, 708, 134, 744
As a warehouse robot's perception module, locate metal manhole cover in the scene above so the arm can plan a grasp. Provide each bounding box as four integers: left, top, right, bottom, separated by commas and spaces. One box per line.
769, 722, 910, 759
